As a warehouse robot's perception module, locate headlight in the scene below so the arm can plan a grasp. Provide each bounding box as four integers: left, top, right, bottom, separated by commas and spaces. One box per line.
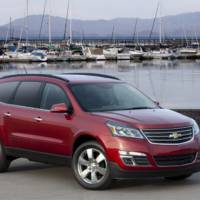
193, 120, 200, 135
106, 121, 144, 139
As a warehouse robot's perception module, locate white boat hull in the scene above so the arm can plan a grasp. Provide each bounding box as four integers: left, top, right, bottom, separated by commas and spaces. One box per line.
117, 53, 130, 60
130, 51, 144, 60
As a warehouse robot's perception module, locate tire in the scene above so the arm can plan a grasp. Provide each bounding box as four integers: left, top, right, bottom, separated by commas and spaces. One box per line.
72, 141, 112, 190
165, 174, 192, 181
0, 142, 11, 172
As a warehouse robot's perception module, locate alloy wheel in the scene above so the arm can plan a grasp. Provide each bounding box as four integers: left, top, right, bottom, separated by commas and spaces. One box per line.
77, 148, 107, 184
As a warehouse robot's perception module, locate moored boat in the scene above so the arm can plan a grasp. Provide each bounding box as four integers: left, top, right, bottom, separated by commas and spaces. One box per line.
130, 50, 144, 60
103, 48, 118, 60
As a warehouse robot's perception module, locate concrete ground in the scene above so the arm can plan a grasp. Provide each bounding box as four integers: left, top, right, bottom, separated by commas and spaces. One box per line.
0, 159, 200, 200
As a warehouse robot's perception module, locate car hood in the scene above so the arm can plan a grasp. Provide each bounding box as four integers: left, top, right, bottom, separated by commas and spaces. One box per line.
92, 109, 192, 129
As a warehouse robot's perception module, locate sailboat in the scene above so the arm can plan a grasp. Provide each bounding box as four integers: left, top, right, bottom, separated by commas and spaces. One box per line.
177, 27, 198, 58
130, 49, 144, 60
177, 48, 197, 59
85, 48, 106, 61
5, 0, 47, 62
148, 2, 174, 60
83, 47, 97, 61
117, 48, 130, 60
103, 26, 118, 60
151, 49, 174, 60
6, 45, 47, 62
0, 49, 9, 63
103, 48, 118, 60
130, 19, 144, 60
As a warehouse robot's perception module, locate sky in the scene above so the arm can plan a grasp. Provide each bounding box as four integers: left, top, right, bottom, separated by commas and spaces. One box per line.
0, 0, 200, 25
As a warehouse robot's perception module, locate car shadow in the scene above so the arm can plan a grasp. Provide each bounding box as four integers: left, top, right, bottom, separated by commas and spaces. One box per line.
6, 159, 200, 191
8, 159, 56, 173
110, 175, 200, 190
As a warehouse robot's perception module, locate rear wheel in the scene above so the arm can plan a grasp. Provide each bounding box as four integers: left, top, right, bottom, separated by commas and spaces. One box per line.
165, 174, 192, 181
0, 143, 11, 172
72, 141, 112, 190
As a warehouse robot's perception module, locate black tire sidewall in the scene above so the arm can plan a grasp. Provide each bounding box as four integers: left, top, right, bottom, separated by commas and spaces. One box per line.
72, 141, 112, 190
0, 142, 10, 172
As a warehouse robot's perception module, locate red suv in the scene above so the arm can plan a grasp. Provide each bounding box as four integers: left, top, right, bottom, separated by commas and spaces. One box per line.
0, 73, 199, 190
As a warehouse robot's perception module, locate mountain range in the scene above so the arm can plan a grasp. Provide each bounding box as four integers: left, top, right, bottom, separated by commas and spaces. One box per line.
1, 12, 200, 40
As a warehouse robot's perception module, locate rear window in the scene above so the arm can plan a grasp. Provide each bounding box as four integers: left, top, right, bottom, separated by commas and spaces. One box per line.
0, 82, 19, 103
13, 81, 43, 108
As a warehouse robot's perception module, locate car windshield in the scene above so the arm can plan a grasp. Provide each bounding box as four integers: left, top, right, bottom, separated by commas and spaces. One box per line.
70, 83, 157, 112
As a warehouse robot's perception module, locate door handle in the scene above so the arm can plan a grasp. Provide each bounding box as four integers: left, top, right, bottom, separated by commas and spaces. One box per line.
34, 117, 43, 122
4, 112, 11, 117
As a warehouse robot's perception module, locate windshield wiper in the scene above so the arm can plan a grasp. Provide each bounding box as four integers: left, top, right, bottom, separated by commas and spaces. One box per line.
124, 107, 156, 110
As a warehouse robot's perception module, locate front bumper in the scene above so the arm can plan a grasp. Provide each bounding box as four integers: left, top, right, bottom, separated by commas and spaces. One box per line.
110, 162, 200, 180
104, 134, 200, 169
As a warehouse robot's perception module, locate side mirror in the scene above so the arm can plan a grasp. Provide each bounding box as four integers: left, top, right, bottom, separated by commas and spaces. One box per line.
154, 101, 160, 107
50, 103, 68, 113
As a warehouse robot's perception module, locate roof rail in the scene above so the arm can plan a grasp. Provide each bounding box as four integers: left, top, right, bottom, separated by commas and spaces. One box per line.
1, 74, 70, 82
62, 73, 120, 80
1, 73, 120, 82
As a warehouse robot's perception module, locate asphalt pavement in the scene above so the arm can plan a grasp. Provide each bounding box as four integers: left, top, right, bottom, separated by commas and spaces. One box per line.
0, 159, 199, 200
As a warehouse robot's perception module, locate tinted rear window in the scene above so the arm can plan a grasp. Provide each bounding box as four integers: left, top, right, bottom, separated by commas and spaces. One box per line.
0, 82, 19, 103
13, 81, 43, 108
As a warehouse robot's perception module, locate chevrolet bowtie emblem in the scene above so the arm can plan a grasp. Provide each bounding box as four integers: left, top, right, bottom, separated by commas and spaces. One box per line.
169, 132, 182, 139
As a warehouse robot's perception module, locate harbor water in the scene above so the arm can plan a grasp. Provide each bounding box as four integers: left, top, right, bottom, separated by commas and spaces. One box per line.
0, 59, 200, 109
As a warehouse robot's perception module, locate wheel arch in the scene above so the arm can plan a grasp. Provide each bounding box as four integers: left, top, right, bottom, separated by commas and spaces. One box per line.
72, 133, 106, 154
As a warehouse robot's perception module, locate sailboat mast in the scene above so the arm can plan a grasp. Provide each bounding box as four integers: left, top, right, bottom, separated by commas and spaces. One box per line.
81, 29, 85, 44
26, 0, 29, 45
159, 1, 162, 44
64, 0, 70, 41
48, 15, 51, 44
39, 0, 48, 40
69, 4, 72, 44
132, 18, 138, 44
19, 12, 26, 44
149, 2, 160, 40
194, 31, 199, 49
111, 25, 115, 44
4, 18, 10, 45
182, 25, 189, 47
9, 17, 12, 41
48, 0, 52, 44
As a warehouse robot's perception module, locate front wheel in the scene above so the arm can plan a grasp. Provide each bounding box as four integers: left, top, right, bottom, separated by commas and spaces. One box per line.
165, 174, 192, 181
72, 141, 112, 190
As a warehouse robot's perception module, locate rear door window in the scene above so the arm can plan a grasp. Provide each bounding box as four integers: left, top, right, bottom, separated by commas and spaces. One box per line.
0, 82, 19, 103
13, 81, 43, 108
41, 83, 70, 110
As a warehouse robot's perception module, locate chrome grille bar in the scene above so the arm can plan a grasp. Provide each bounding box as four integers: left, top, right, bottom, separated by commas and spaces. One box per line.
142, 126, 193, 144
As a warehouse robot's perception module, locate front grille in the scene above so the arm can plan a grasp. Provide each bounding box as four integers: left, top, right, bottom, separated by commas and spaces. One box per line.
142, 126, 193, 144
154, 153, 196, 167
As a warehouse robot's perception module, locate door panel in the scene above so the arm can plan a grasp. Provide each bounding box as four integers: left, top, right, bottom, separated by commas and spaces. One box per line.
5, 105, 73, 155
4, 81, 74, 156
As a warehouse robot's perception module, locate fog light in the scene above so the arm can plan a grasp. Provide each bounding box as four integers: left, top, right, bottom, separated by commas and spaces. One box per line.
119, 151, 150, 166
121, 156, 135, 166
